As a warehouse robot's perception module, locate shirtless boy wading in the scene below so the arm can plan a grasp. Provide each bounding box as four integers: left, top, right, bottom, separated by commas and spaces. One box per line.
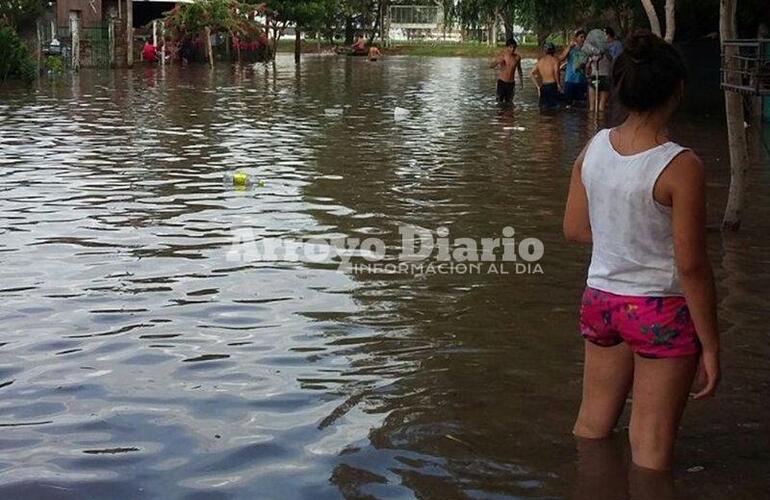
531, 42, 561, 109
490, 38, 524, 104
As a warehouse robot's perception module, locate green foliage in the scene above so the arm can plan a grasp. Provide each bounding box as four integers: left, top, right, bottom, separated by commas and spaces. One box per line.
267, 0, 331, 30
163, 0, 267, 37
0, 23, 36, 82
0, 0, 45, 30
45, 55, 63, 74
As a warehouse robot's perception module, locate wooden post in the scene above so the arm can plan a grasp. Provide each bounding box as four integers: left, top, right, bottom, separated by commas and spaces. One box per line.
109, 19, 115, 68
161, 22, 165, 68
126, 0, 133, 67
295, 29, 301, 64
70, 12, 80, 71
36, 20, 42, 75
205, 27, 213, 68
153, 20, 157, 47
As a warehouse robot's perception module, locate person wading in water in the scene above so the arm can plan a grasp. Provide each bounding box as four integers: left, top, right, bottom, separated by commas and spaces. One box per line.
531, 41, 562, 109
490, 38, 523, 105
563, 30, 721, 472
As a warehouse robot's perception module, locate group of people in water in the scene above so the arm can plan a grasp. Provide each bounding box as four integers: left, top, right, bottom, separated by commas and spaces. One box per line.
494, 26, 721, 476
141, 36, 197, 65
339, 33, 382, 61
492, 27, 624, 112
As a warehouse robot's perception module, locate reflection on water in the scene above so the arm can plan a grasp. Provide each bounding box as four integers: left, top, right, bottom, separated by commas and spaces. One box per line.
0, 56, 768, 499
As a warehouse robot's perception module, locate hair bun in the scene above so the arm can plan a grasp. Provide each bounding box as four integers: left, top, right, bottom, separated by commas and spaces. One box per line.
613, 28, 687, 112
624, 29, 659, 63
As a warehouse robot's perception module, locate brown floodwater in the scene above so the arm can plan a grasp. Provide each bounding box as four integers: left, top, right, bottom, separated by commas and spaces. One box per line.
0, 55, 768, 499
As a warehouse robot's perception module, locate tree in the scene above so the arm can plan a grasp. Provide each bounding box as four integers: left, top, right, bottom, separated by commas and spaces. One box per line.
0, 0, 45, 31
518, 0, 586, 45
640, 0, 676, 42
720, 0, 749, 230
163, 0, 269, 66
267, 1, 330, 62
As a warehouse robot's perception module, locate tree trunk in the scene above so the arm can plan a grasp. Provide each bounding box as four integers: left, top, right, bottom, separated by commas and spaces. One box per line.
295, 29, 301, 64
368, 3, 382, 45
664, 0, 676, 42
233, 31, 241, 63
640, 0, 662, 37
487, 21, 495, 47
537, 30, 549, 48
36, 20, 42, 74
205, 27, 213, 68
344, 17, 354, 45
720, 0, 750, 231
504, 20, 514, 42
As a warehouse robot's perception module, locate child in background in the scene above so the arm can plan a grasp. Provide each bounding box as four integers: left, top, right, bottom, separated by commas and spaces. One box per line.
563, 30, 720, 471
368, 44, 381, 61
142, 39, 157, 63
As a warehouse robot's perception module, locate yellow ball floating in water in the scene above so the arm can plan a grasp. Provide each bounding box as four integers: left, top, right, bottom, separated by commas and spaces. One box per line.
232, 172, 249, 186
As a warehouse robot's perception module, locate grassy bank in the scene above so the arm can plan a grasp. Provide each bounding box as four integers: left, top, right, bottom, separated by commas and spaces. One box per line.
276, 39, 545, 59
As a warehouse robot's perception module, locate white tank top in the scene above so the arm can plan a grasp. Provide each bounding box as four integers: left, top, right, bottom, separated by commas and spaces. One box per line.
582, 128, 689, 297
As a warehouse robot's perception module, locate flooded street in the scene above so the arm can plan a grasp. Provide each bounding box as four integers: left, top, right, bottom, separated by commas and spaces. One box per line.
0, 55, 768, 499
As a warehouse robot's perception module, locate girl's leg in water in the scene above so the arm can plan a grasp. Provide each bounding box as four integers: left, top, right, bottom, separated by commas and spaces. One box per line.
574, 341, 634, 438
629, 354, 698, 470
599, 91, 610, 112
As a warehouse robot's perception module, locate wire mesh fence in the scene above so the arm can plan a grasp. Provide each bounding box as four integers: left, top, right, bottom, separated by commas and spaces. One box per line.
47, 23, 113, 69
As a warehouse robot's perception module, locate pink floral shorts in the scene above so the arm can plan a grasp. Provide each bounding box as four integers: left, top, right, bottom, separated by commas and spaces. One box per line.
579, 287, 700, 358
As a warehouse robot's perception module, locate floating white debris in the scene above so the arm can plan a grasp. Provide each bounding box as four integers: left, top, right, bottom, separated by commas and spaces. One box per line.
503, 126, 526, 132
686, 466, 705, 473
394, 107, 410, 120
324, 108, 343, 117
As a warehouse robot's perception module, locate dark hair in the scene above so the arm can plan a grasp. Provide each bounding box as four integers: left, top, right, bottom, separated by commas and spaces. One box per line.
575, 30, 586, 38
613, 30, 686, 112
605, 27, 616, 39
506, 38, 517, 48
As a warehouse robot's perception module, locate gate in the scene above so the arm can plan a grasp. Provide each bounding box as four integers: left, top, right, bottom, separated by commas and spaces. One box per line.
52, 22, 113, 69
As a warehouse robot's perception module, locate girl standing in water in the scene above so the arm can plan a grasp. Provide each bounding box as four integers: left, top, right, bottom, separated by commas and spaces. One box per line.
563, 30, 720, 471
